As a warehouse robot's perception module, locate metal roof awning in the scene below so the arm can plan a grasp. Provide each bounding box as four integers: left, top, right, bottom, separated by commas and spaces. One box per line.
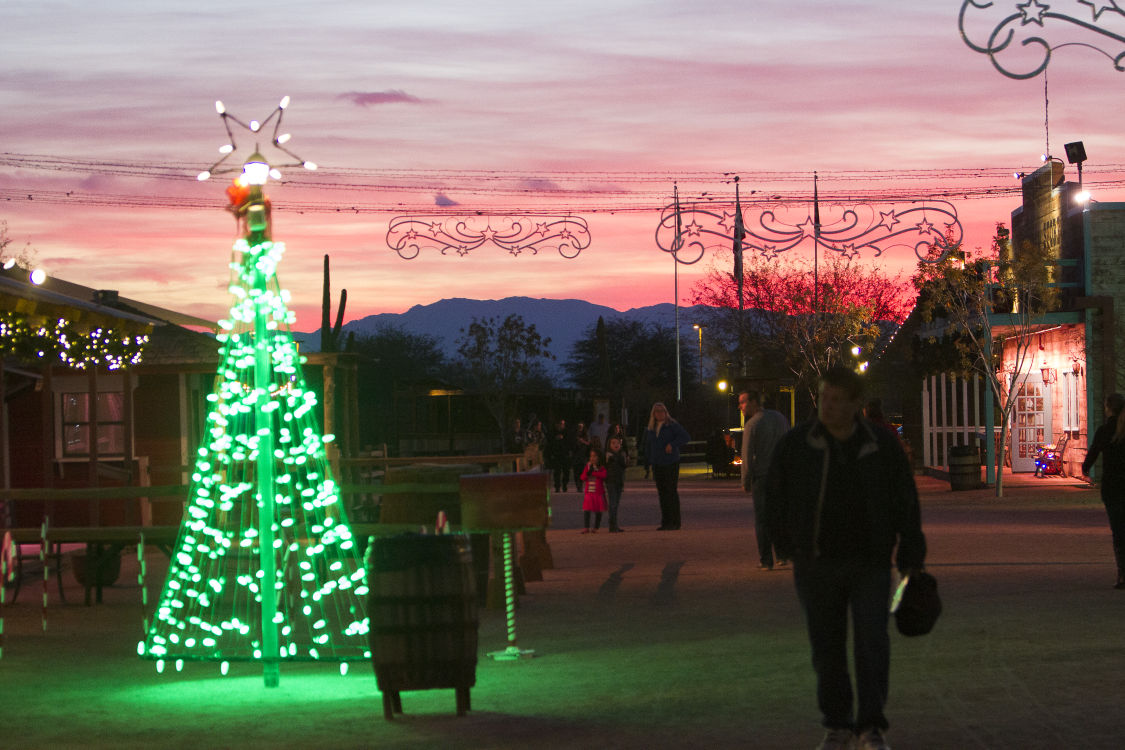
0, 275, 159, 333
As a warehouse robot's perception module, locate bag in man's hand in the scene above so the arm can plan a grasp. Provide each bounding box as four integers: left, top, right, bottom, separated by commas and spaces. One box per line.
891, 570, 942, 637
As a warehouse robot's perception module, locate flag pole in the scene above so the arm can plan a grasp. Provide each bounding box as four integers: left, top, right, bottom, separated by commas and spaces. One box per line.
813, 171, 821, 320
734, 176, 746, 377
674, 183, 682, 403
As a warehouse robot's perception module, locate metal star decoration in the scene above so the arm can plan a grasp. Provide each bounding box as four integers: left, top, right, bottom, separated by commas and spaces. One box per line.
655, 196, 962, 266
387, 214, 591, 259
1078, 1, 1122, 21
961, 0, 1125, 78
1017, 0, 1050, 25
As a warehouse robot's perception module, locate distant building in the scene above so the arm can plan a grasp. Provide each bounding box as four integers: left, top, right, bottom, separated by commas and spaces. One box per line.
903, 160, 1124, 478
1, 268, 357, 529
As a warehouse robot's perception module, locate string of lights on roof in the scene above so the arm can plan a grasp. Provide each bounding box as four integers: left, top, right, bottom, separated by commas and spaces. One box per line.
0, 311, 149, 370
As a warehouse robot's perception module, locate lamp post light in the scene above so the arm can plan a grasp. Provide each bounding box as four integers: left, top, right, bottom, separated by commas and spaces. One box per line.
693, 324, 704, 384
1065, 141, 1086, 188
1065, 141, 1092, 204
717, 379, 730, 428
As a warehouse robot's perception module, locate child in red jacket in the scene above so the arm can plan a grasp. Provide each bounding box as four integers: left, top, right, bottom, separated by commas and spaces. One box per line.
580, 448, 608, 533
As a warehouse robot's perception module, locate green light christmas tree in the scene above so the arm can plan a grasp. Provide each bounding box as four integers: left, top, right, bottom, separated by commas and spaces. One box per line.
140, 98, 368, 687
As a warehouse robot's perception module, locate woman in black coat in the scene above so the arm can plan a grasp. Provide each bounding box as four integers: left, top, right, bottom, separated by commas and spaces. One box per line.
1082, 392, 1125, 589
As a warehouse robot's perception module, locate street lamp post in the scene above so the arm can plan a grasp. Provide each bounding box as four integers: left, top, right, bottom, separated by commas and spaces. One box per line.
692, 324, 704, 384
717, 379, 730, 428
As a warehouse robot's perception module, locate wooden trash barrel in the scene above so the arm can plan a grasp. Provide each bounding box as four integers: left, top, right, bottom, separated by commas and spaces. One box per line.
367, 534, 479, 719
948, 445, 981, 491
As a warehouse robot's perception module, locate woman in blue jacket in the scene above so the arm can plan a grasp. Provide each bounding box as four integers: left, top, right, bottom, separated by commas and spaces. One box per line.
643, 402, 691, 530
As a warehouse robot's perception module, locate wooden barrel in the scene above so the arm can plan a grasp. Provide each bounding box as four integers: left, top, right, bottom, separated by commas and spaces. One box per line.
948, 445, 981, 491
367, 534, 478, 718
71, 549, 122, 587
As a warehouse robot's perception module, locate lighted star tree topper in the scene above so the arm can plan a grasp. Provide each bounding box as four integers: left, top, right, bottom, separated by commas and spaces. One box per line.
140, 98, 368, 687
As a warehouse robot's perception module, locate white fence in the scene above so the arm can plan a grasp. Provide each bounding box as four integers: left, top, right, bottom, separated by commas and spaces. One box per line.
921, 373, 987, 469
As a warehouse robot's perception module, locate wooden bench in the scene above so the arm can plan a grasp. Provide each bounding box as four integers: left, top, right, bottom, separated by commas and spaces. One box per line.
2, 485, 189, 605
3, 524, 181, 605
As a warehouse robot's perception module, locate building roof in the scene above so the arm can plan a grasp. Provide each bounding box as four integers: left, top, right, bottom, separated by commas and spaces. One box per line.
1, 265, 220, 369
40, 272, 214, 331
0, 274, 157, 333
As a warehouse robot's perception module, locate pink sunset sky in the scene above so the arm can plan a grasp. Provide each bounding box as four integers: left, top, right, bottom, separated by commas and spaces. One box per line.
3, 0, 1125, 328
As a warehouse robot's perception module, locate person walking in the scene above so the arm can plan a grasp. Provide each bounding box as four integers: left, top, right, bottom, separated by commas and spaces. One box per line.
762, 367, 926, 750
643, 402, 690, 531
1081, 392, 1125, 589
738, 390, 790, 570
638, 423, 652, 479
523, 419, 545, 470
589, 412, 610, 452
605, 435, 629, 532
572, 422, 591, 492
579, 447, 608, 533
546, 419, 571, 493
862, 399, 896, 437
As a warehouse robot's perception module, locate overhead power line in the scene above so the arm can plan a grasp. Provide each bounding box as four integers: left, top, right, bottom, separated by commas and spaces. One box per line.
3, 151, 1120, 214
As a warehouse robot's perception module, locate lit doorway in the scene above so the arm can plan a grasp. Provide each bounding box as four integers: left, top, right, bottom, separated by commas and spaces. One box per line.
1010, 373, 1051, 473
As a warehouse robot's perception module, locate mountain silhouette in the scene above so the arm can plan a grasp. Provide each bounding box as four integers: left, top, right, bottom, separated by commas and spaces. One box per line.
297, 296, 711, 383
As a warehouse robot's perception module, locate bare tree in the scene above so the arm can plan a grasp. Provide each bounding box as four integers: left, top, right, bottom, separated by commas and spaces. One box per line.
454, 314, 554, 451
0, 220, 37, 268
913, 224, 1058, 497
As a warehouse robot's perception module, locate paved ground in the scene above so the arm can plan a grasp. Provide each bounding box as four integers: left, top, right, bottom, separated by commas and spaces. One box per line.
2, 467, 1122, 749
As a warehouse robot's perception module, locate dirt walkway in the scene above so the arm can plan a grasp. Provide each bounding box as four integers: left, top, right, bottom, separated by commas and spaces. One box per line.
2, 470, 1121, 749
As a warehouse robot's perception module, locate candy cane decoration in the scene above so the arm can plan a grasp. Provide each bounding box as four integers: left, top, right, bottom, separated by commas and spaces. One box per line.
487, 531, 535, 661
40, 519, 49, 632
503, 532, 516, 647
1, 531, 12, 659
138, 533, 148, 633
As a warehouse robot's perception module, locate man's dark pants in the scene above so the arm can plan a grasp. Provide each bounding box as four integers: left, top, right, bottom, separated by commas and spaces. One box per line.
750, 476, 774, 567
1101, 487, 1125, 571
792, 557, 892, 732
607, 483, 624, 530
551, 463, 570, 492
652, 462, 681, 529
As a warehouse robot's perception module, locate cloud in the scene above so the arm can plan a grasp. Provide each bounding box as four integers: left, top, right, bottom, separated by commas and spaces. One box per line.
337, 90, 424, 107
434, 193, 459, 207
77, 174, 116, 191
519, 178, 563, 193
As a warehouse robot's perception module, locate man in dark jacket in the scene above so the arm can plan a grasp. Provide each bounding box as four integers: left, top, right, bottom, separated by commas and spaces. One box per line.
762, 367, 925, 750
545, 419, 571, 493
1081, 392, 1125, 589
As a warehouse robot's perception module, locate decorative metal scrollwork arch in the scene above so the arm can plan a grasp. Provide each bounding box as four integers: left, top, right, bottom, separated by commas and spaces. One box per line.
959, 0, 1125, 79
654, 199, 962, 265
387, 214, 590, 259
